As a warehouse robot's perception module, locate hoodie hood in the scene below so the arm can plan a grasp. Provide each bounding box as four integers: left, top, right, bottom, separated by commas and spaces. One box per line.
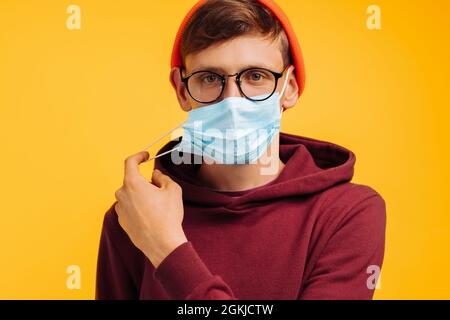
154, 132, 355, 213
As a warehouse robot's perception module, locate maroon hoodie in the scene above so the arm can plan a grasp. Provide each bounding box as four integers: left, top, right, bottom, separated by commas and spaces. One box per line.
96, 132, 386, 300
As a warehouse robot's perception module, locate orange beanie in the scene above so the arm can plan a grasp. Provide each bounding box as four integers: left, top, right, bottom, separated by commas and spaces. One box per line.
170, 0, 306, 96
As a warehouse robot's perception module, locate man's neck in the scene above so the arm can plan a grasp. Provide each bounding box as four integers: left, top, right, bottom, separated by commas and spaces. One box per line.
196, 139, 284, 192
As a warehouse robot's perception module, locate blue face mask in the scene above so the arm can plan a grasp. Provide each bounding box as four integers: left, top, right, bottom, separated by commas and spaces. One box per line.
144, 67, 292, 165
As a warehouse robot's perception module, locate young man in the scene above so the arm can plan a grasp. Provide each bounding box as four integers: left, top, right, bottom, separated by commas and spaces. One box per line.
96, 0, 386, 300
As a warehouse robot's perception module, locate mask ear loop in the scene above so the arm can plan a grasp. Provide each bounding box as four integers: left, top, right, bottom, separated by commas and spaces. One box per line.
142, 120, 187, 161
279, 66, 293, 117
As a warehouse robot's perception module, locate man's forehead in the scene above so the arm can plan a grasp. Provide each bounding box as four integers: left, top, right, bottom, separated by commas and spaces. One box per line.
184, 35, 285, 73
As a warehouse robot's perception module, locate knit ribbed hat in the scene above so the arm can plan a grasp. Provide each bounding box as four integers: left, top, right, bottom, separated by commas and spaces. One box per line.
170, 0, 306, 96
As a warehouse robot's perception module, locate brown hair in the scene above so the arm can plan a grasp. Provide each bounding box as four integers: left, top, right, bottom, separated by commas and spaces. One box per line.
180, 0, 291, 68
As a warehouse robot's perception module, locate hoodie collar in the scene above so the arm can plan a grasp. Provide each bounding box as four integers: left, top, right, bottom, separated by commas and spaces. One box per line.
154, 132, 355, 213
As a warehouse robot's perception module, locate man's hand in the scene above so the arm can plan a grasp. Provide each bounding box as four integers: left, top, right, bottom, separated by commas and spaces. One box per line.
114, 151, 188, 268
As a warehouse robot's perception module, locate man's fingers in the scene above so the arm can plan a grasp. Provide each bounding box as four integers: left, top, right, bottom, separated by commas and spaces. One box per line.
124, 151, 150, 182
152, 169, 180, 192
152, 169, 171, 188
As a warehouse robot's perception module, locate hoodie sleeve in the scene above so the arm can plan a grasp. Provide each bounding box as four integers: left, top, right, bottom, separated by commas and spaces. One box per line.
300, 191, 387, 300
154, 241, 238, 300
95, 203, 144, 300
154, 189, 386, 300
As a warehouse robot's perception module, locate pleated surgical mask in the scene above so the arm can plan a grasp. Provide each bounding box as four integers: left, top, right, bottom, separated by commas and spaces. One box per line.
144, 66, 292, 165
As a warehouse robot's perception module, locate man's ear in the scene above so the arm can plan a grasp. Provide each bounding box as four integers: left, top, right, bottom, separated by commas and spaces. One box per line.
281, 66, 299, 111
170, 67, 192, 112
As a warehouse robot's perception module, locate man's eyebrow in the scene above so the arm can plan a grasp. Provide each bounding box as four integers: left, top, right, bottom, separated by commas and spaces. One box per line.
188, 64, 278, 75
189, 66, 226, 74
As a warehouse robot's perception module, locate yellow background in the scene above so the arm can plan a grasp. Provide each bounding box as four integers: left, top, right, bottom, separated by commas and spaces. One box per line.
0, 0, 449, 299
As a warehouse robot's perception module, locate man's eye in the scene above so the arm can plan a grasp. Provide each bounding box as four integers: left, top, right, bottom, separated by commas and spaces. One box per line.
249, 72, 263, 81
202, 74, 219, 84
244, 71, 271, 82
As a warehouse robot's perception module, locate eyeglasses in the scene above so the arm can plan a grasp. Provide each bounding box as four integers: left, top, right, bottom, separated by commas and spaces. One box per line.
180, 65, 289, 104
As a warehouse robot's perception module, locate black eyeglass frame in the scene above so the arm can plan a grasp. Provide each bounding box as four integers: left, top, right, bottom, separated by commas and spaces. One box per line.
180, 65, 289, 104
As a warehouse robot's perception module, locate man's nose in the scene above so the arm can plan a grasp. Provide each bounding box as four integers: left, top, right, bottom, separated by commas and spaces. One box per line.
222, 76, 243, 99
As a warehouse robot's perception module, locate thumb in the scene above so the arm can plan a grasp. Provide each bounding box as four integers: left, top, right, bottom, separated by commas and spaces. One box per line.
152, 169, 175, 189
